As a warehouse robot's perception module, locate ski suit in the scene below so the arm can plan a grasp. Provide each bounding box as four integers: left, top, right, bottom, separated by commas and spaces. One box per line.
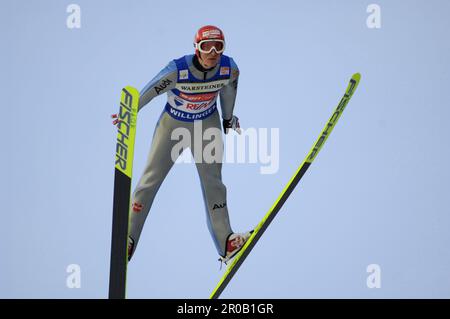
129, 54, 240, 258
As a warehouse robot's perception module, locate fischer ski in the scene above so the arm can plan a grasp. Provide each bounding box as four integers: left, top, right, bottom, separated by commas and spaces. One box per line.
109, 86, 139, 299
210, 73, 361, 299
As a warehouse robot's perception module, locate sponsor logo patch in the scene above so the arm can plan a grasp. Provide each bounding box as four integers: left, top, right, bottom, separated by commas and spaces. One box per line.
220, 67, 230, 76
177, 80, 228, 92
174, 97, 184, 106
202, 30, 221, 38
179, 69, 188, 80
155, 79, 172, 94
186, 102, 210, 110
213, 203, 227, 210
179, 92, 217, 102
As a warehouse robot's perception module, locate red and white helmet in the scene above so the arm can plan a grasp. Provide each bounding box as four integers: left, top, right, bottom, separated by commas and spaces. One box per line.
194, 25, 226, 57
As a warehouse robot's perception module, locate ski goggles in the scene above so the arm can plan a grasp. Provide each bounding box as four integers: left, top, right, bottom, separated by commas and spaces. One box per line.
196, 39, 225, 54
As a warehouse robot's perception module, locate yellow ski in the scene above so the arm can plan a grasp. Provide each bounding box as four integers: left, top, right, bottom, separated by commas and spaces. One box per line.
109, 86, 139, 299
210, 73, 361, 299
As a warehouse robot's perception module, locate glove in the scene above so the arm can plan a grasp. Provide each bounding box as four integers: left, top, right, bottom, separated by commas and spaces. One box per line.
222, 115, 241, 134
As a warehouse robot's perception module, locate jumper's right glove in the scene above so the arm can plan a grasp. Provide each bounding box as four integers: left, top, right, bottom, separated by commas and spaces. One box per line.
222, 115, 241, 135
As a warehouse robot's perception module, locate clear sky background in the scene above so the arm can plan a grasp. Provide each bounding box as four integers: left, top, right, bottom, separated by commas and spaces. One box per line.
1, 0, 450, 298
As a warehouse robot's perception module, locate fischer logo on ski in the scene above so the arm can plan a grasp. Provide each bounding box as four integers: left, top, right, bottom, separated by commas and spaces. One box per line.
115, 88, 138, 175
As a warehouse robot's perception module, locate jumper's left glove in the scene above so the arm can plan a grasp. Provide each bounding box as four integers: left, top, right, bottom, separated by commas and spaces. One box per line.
222, 115, 241, 135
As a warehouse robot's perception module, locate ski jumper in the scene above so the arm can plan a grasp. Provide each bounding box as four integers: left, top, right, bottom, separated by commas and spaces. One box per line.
129, 54, 240, 257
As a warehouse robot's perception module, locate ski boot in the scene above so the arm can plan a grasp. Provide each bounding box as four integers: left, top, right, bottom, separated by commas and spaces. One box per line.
219, 230, 254, 266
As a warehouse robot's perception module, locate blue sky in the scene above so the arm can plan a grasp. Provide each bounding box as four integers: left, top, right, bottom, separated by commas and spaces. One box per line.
1, 0, 450, 298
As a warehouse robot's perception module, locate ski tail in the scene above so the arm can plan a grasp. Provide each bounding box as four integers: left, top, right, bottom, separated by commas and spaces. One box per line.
210, 73, 361, 299
109, 86, 139, 299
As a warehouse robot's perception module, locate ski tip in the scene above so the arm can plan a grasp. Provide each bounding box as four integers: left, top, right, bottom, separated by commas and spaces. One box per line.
351, 73, 361, 82
123, 86, 140, 96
